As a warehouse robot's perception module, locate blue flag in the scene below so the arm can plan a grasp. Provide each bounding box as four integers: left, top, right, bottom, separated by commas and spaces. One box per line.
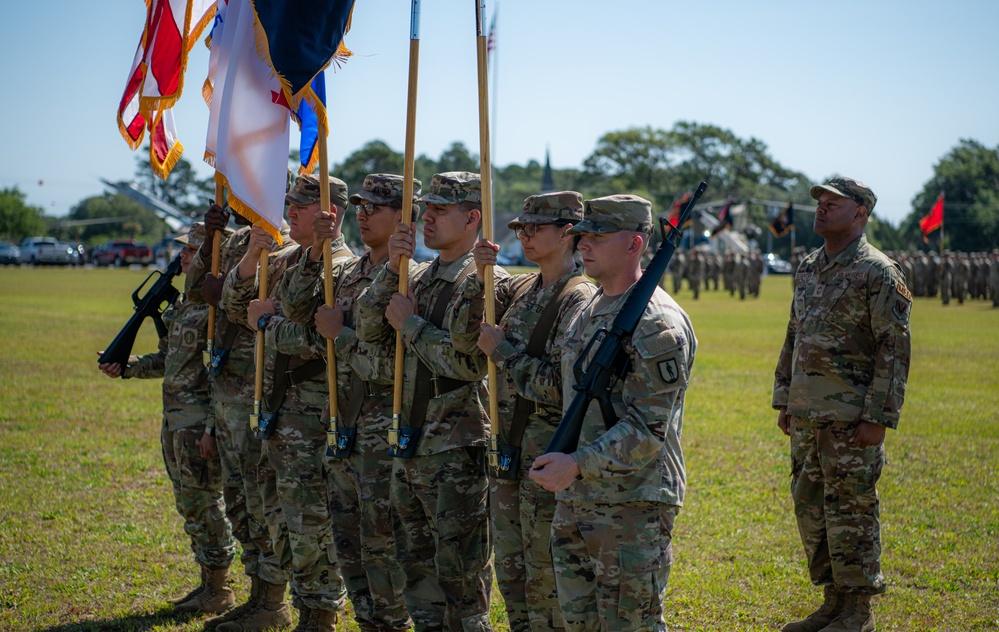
297, 72, 326, 175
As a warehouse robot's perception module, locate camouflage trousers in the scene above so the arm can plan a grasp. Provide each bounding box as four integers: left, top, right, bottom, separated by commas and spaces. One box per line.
490, 473, 562, 632
551, 500, 675, 632
671, 273, 682, 294
392, 448, 493, 632
326, 427, 410, 631
160, 423, 237, 567
789, 416, 886, 595
262, 410, 346, 612
214, 399, 283, 582
941, 274, 952, 304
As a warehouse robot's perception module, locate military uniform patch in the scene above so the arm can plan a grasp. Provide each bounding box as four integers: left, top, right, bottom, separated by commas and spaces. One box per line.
892, 297, 910, 321
182, 330, 197, 347
659, 358, 680, 384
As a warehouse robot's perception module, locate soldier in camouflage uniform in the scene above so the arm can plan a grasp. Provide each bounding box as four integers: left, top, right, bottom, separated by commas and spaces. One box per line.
99, 223, 238, 615
774, 178, 911, 632
188, 206, 295, 631
280, 174, 420, 632
220, 175, 355, 632
468, 192, 596, 632
530, 195, 696, 632
990, 251, 999, 307
356, 172, 500, 631
748, 251, 765, 298
686, 249, 703, 299
669, 250, 685, 294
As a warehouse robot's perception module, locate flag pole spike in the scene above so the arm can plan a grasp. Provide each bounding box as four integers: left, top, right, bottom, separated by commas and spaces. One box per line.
475, 0, 500, 470
391, 0, 421, 450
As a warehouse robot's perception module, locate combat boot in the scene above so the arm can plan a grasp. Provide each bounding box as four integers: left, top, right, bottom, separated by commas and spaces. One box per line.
205, 574, 262, 630
216, 580, 292, 631
293, 607, 337, 632
169, 565, 206, 605
175, 565, 235, 615
780, 585, 843, 632
820, 593, 874, 632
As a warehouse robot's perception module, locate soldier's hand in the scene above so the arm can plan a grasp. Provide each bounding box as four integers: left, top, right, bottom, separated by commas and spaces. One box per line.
777, 406, 790, 436
315, 304, 344, 340
309, 211, 335, 262
477, 323, 505, 357
472, 238, 499, 282
202, 273, 224, 306
199, 432, 217, 459
387, 222, 415, 274
850, 421, 886, 447
528, 453, 580, 493
246, 226, 276, 260
386, 292, 416, 331
97, 352, 123, 378
247, 298, 275, 331
201, 203, 229, 257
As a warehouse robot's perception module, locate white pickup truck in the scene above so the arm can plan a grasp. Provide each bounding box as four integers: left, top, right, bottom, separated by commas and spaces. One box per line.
19, 237, 76, 265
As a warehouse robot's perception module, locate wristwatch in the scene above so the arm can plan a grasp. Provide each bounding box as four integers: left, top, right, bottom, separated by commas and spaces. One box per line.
256, 312, 274, 331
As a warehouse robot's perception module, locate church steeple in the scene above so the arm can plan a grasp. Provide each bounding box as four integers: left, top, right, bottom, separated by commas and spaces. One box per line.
540, 146, 555, 193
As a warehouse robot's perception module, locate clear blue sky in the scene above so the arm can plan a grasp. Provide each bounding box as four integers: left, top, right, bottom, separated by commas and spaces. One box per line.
2, 0, 997, 225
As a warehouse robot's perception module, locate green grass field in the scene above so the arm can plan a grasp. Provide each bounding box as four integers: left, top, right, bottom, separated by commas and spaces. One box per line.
0, 266, 997, 631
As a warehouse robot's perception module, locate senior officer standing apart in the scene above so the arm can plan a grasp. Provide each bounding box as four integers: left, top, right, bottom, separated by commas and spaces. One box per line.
530, 195, 696, 632
773, 177, 911, 632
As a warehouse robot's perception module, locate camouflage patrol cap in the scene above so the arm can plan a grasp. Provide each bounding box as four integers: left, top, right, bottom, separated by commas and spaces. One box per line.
507, 191, 583, 228
286, 174, 349, 210
416, 171, 482, 205
810, 176, 877, 213
349, 173, 422, 208
568, 194, 653, 235
174, 222, 207, 248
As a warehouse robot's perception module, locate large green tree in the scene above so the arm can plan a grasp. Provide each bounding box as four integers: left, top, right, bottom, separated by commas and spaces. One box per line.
0, 186, 46, 241
901, 139, 999, 252
133, 148, 214, 212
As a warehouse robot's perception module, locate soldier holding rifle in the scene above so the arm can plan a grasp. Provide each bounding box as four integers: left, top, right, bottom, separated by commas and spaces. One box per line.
529, 195, 697, 632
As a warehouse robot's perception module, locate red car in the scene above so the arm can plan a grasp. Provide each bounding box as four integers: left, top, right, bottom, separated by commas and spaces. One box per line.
91, 239, 154, 267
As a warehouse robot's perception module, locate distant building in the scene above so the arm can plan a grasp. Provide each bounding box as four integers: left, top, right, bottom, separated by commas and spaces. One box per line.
540, 146, 555, 193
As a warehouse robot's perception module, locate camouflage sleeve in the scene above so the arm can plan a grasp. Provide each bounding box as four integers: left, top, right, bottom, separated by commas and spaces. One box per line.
185, 248, 210, 304
458, 272, 517, 324
491, 286, 593, 403
347, 338, 397, 384
355, 263, 399, 344
220, 265, 257, 328
573, 324, 691, 479
772, 300, 796, 409
123, 333, 168, 380
266, 315, 324, 359
278, 249, 324, 324
450, 265, 511, 356
861, 265, 911, 429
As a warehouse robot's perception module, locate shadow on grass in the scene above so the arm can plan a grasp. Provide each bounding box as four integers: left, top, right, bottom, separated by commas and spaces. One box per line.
38, 606, 201, 632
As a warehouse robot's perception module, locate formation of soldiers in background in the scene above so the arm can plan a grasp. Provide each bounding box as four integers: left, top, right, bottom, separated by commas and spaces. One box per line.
665, 250, 766, 300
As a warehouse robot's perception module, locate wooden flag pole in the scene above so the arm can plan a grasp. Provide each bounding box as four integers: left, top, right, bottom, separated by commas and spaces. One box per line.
390, 0, 421, 450
475, 0, 500, 469
250, 249, 269, 433
205, 178, 224, 366
317, 135, 340, 450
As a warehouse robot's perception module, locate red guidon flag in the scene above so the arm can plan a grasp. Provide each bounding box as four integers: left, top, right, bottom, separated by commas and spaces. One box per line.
919, 193, 944, 243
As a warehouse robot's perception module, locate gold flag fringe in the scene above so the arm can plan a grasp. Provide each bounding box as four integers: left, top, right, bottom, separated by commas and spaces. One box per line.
214, 170, 284, 246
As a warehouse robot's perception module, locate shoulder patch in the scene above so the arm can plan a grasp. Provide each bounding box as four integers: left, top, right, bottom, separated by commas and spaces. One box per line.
896, 284, 912, 301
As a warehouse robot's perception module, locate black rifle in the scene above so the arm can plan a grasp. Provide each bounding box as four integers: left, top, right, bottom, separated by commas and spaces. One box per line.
97, 253, 183, 374
544, 181, 707, 454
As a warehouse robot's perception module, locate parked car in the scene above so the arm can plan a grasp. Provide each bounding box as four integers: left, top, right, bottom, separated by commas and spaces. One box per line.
18, 237, 76, 265
765, 252, 793, 275
91, 239, 154, 266
0, 242, 20, 265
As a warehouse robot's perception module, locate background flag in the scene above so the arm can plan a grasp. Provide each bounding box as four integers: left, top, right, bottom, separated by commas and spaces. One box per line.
769, 201, 794, 238
296, 73, 327, 176
668, 192, 694, 228
710, 198, 734, 236
487, 7, 497, 54
919, 193, 944, 243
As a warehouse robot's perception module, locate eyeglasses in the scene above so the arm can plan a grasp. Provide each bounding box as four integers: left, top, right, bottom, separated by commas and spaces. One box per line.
355, 203, 386, 217
514, 223, 547, 239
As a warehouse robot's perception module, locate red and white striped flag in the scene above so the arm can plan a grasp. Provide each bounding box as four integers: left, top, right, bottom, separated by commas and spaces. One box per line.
117, 0, 214, 177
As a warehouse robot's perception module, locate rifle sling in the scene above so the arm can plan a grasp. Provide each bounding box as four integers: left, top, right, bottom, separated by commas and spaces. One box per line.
507, 275, 588, 448
407, 259, 477, 431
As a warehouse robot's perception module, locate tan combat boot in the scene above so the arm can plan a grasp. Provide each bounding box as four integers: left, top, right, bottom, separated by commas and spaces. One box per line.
780, 585, 843, 632
216, 580, 293, 632
820, 593, 875, 632
175, 565, 235, 615
169, 565, 206, 605
294, 607, 336, 632
205, 574, 262, 630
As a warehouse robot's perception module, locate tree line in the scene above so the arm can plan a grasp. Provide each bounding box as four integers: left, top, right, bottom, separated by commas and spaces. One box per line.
2, 123, 996, 255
